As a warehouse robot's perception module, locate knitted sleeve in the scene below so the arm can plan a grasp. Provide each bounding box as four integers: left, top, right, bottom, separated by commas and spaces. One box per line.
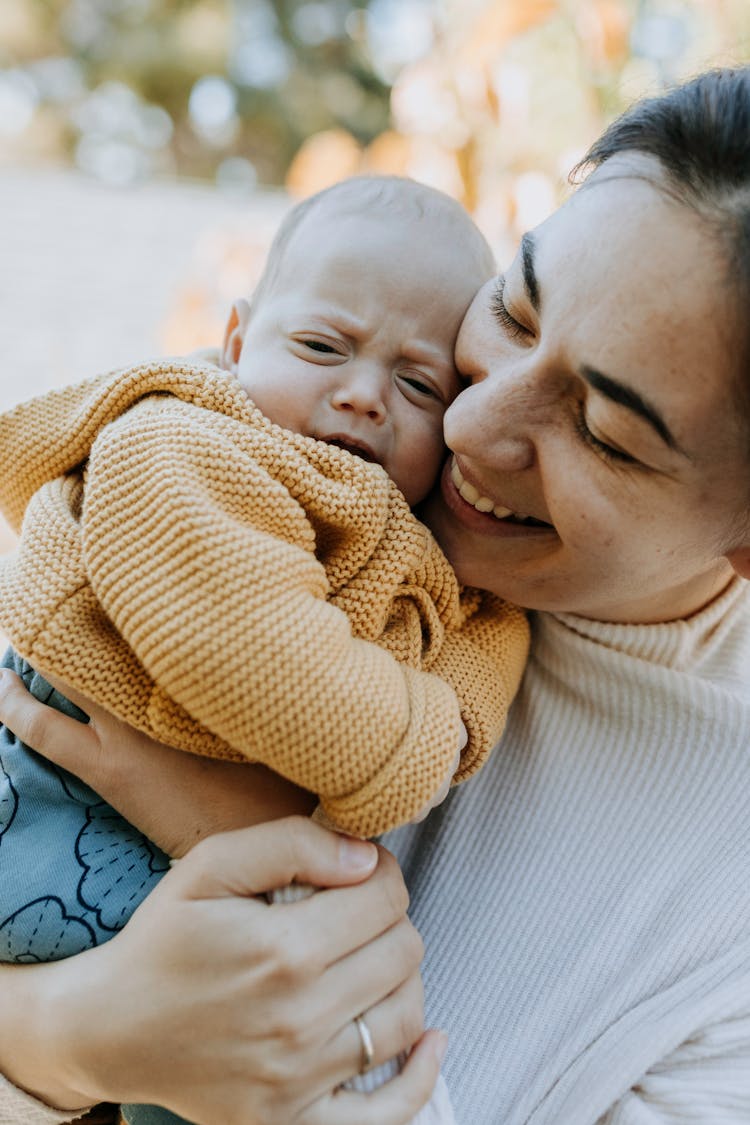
0, 360, 231, 534
596, 1009, 750, 1123
82, 397, 464, 837
423, 590, 529, 783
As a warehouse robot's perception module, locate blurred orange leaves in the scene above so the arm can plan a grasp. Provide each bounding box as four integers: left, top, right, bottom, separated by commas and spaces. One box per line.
164, 0, 750, 353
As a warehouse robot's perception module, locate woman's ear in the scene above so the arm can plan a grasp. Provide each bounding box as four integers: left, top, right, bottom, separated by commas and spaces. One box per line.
220, 299, 252, 372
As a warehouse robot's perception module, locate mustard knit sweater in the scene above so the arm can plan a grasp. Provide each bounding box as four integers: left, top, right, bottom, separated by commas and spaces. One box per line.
0, 359, 529, 836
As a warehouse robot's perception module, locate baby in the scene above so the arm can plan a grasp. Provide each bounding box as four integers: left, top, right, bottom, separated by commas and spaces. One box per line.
0, 177, 528, 1122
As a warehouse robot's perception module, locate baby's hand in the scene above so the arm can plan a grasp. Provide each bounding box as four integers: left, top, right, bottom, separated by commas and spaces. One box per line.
410, 721, 468, 824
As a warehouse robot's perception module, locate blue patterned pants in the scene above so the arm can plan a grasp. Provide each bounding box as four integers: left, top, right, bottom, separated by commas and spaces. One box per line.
0, 649, 191, 1123
0, 649, 171, 960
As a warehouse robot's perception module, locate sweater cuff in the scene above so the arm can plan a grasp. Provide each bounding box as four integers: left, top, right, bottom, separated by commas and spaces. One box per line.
319, 667, 462, 837
0, 1071, 93, 1125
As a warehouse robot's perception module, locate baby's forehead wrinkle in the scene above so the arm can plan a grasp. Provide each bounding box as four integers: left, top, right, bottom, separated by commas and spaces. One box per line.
305, 307, 372, 340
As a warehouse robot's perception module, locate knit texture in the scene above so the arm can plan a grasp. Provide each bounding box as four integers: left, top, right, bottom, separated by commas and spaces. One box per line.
386, 577, 750, 1124
0, 359, 528, 836
4, 578, 749, 1125
0, 1073, 90, 1125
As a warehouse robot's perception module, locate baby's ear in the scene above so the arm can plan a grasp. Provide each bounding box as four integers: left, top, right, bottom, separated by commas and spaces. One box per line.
220, 298, 252, 372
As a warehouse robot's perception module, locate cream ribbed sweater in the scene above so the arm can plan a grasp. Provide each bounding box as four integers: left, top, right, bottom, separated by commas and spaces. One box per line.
0, 359, 528, 836
3, 580, 750, 1124
387, 576, 750, 1123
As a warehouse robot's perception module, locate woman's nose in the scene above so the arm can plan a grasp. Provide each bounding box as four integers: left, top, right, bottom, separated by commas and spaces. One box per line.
330, 370, 387, 423
444, 371, 536, 472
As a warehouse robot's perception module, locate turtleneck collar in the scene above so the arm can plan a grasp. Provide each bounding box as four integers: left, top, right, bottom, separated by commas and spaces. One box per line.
535, 576, 750, 674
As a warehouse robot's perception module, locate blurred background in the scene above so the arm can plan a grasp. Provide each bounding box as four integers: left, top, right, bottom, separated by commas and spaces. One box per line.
0, 0, 749, 558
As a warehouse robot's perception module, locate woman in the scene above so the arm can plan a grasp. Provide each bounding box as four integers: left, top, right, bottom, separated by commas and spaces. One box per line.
1, 66, 750, 1123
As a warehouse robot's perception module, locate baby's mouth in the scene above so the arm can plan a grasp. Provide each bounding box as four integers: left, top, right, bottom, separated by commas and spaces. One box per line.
324, 436, 379, 464
451, 459, 551, 527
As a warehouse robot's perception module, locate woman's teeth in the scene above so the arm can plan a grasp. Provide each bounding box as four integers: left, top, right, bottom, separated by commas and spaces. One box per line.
450, 460, 529, 522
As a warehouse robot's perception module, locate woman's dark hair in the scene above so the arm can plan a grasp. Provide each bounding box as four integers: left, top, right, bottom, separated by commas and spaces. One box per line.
574, 68, 750, 350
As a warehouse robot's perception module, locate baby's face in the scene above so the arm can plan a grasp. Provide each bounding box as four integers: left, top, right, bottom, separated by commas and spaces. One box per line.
225, 205, 489, 505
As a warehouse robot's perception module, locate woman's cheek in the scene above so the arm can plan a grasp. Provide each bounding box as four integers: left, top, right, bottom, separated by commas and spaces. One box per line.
559, 487, 627, 559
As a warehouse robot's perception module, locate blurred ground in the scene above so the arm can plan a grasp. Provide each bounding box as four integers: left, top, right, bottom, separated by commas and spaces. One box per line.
0, 165, 290, 643
0, 165, 288, 408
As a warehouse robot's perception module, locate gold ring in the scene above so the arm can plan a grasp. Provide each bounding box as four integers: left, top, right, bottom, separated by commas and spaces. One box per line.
354, 1014, 375, 1073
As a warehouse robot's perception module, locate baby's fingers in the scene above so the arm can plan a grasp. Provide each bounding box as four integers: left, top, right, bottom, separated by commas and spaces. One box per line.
0, 667, 101, 774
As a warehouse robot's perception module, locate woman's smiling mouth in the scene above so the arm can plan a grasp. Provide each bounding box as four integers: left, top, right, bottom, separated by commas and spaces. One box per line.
449, 458, 552, 528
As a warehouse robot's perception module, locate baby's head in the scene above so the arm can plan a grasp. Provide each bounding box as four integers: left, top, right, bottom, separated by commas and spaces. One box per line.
221, 176, 495, 505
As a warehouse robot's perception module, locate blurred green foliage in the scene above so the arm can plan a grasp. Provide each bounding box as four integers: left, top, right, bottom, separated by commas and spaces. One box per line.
0, 0, 395, 183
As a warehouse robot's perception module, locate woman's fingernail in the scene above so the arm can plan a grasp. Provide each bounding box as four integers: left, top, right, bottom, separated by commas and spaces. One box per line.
339, 837, 377, 872
434, 1034, 448, 1065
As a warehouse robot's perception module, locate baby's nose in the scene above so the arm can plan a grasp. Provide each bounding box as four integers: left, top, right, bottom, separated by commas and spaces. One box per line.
330, 371, 387, 422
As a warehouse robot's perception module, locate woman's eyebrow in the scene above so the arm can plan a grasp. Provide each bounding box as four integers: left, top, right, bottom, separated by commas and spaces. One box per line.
522, 230, 686, 456
581, 364, 683, 452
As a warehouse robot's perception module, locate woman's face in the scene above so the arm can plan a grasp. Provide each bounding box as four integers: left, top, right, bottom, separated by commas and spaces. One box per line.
422, 159, 750, 623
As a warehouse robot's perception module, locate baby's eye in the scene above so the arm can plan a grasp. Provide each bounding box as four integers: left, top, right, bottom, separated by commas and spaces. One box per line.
404, 376, 437, 396
303, 339, 339, 354
397, 372, 443, 404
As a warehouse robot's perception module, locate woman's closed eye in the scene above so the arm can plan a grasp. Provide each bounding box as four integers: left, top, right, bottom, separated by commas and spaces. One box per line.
574, 404, 637, 465
491, 276, 532, 342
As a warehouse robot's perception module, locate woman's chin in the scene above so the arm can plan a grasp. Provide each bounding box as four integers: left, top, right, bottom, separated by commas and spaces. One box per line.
444, 545, 515, 598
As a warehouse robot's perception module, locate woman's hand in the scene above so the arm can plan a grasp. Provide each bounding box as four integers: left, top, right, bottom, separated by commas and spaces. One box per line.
0, 668, 315, 856
0, 817, 445, 1125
